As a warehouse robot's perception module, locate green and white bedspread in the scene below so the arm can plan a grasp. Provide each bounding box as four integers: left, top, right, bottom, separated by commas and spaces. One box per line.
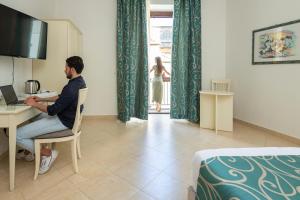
196, 155, 300, 200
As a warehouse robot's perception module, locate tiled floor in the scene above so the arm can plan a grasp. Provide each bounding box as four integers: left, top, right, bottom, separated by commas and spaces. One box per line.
0, 114, 299, 200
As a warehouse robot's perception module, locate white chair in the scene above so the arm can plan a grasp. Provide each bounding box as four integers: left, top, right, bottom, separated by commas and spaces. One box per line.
33, 88, 88, 180
211, 79, 231, 92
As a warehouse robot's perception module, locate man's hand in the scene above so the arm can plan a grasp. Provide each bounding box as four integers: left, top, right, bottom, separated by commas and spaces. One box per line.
26, 95, 59, 102
25, 98, 48, 113
25, 98, 37, 106
32, 96, 42, 102
27, 96, 42, 102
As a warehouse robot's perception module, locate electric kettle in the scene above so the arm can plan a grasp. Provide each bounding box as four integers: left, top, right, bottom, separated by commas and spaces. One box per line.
25, 80, 40, 94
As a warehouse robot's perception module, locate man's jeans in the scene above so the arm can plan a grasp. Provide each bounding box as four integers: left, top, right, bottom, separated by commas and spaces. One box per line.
16, 113, 68, 153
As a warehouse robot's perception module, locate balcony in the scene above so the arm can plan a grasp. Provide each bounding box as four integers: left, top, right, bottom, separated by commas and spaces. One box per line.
148, 15, 172, 114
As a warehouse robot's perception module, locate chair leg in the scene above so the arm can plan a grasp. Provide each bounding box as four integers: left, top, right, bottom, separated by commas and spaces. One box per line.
71, 139, 78, 173
77, 136, 82, 159
34, 141, 41, 180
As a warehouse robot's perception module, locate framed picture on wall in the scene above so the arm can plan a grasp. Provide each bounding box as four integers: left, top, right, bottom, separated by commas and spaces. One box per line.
252, 19, 300, 65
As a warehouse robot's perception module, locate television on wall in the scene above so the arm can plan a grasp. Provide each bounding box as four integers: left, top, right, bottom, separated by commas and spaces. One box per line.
0, 4, 48, 60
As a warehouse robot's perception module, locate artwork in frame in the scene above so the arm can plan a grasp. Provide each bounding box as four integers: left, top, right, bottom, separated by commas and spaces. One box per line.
252, 19, 300, 65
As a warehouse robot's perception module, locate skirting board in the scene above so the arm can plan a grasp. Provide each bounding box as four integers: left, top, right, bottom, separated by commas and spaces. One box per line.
234, 118, 300, 145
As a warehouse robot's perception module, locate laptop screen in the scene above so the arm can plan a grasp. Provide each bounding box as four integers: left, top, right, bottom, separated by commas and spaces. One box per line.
0, 85, 18, 105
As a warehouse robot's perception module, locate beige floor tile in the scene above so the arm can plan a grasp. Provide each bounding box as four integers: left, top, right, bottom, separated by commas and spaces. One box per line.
0, 181, 24, 200
264, 135, 299, 147
151, 141, 190, 159
20, 169, 69, 200
142, 173, 187, 200
134, 148, 177, 171
77, 174, 138, 200
57, 159, 110, 185
30, 180, 89, 200
0, 114, 299, 200
112, 159, 162, 189
162, 159, 193, 187
129, 190, 155, 200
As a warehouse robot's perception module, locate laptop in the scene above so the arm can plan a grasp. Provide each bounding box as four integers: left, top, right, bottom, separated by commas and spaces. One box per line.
0, 85, 25, 105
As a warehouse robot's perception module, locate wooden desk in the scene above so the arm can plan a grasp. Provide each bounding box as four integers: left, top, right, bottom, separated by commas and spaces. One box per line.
0, 105, 40, 191
199, 91, 234, 133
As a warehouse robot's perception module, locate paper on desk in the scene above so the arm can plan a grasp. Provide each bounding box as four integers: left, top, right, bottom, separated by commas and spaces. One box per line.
21, 91, 58, 99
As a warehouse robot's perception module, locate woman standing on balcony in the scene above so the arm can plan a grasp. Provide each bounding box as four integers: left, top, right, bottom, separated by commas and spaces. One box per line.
150, 57, 170, 112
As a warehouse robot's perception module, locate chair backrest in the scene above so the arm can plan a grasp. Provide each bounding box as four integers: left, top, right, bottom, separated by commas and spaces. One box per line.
72, 88, 88, 135
211, 79, 231, 92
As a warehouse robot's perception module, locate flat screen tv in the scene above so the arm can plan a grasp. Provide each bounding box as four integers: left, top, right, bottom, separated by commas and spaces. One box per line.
0, 4, 48, 59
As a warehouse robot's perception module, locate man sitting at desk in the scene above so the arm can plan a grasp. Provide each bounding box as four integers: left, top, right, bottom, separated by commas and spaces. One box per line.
16, 56, 86, 174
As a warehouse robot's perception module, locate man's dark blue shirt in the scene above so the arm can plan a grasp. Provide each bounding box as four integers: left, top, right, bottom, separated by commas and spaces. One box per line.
47, 76, 86, 128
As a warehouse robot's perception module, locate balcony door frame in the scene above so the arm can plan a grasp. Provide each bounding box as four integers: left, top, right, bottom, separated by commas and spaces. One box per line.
148, 10, 173, 114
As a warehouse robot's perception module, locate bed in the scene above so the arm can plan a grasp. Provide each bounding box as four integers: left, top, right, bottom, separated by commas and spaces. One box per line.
188, 147, 300, 200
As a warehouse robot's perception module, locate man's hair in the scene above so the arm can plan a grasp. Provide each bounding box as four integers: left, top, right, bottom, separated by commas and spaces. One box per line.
66, 56, 84, 74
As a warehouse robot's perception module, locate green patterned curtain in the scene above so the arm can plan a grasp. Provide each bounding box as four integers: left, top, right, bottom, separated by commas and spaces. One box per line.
171, 0, 201, 123
117, 0, 149, 122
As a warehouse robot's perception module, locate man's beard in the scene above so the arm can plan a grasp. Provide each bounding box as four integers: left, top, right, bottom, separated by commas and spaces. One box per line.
66, 72, 72, 79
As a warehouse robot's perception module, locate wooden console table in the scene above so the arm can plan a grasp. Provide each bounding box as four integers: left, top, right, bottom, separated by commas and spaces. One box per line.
199, 91, 234, 133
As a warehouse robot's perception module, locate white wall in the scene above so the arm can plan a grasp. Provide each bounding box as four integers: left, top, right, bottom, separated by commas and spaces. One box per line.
52, 0, 226, 115
226, 0, 300, 138
53, 0, 117, 116
0, 0, 227, 155
202, 0, 227, 89
0, 0, 55, 18
0, 0, 55, 156
0, 1, 56, 93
